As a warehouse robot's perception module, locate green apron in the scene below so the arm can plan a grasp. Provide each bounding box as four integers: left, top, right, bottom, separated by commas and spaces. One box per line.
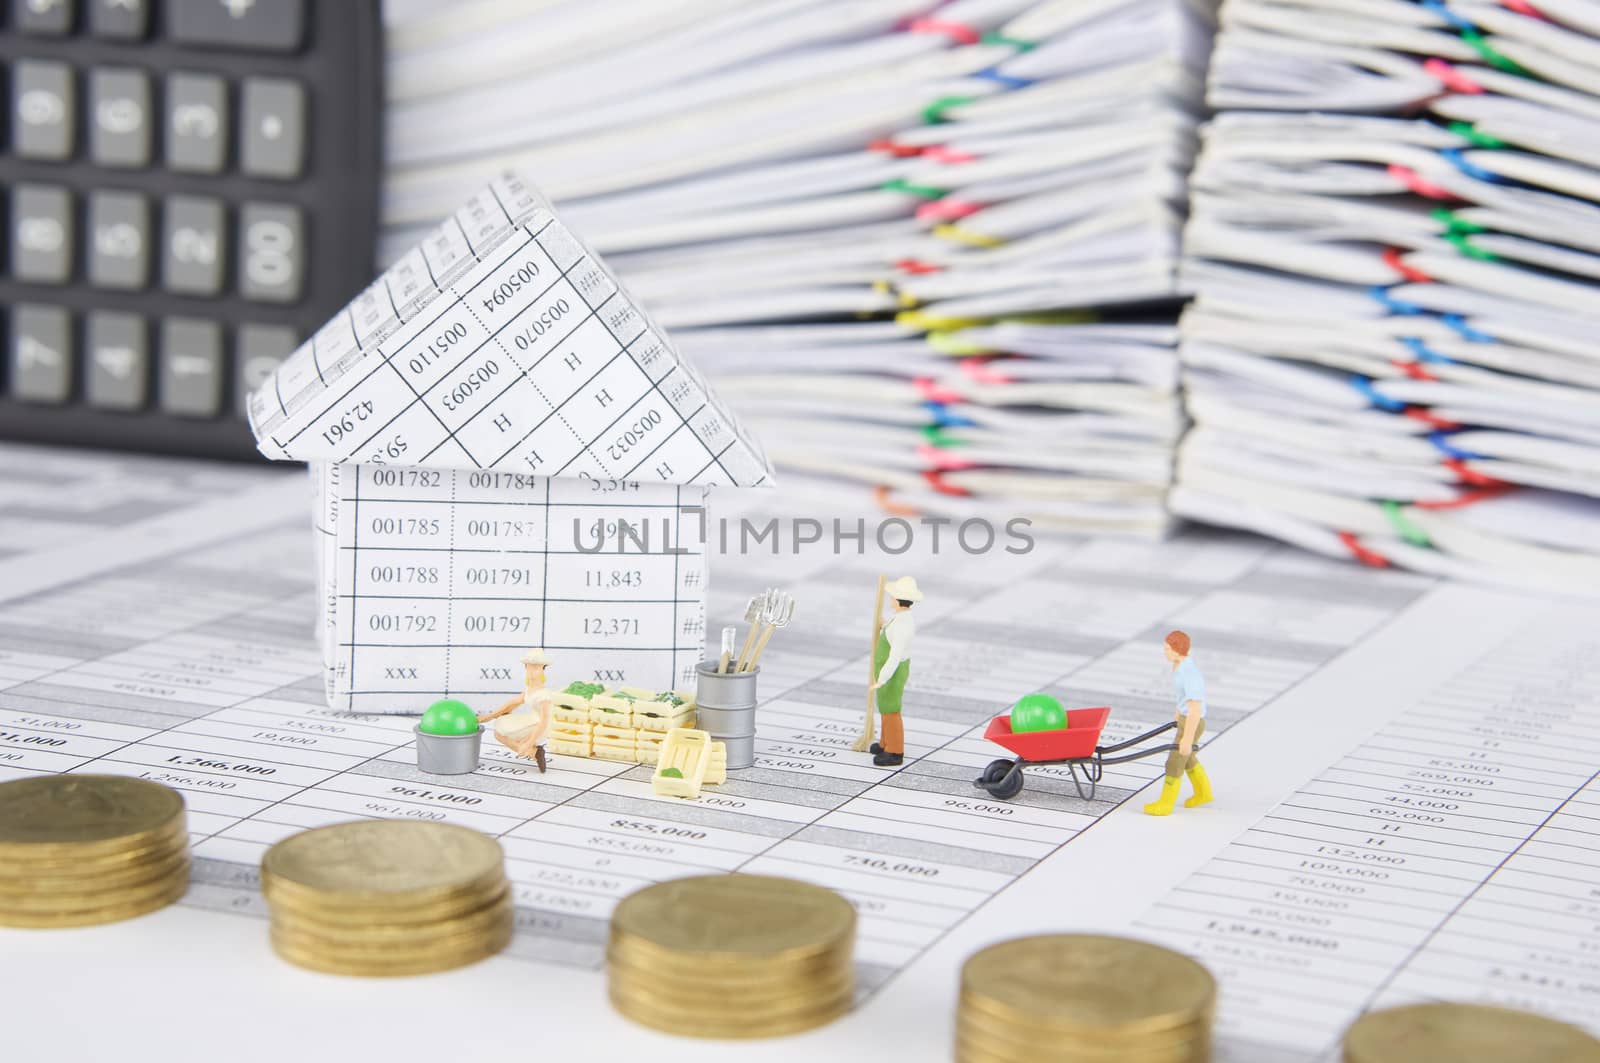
873, 628, 909, 715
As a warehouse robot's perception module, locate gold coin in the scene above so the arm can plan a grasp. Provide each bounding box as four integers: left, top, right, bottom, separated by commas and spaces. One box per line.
1, 819, 189, 873
271, 890, 513, 947
0, 860, 190, 914
0, 848, 190, 898
610, 964, 854, 1010
269, 919, 511, 977
610, 874, 855, 964
606, 935, 852, 981
961, 935, 1215, 1036
0, 775, 185, 858
609, 979, 852, 1039
262, 871, 508, 926
260, 820, 505, 907
1344, 1002, 1600, 1063
956, 1020, 1206, 1063
958, 1005, 1208, 1048
0, 873, 188, 928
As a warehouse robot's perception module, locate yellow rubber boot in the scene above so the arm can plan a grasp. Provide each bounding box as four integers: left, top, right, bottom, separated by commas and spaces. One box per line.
1183, 763, 1213, 808
1143, 776, 1181, 816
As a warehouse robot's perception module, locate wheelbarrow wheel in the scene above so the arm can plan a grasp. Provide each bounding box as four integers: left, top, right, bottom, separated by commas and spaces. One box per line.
979, 759, 1013, 786
990, 766, 1024, 800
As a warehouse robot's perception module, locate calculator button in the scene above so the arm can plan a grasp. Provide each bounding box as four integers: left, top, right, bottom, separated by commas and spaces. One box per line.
10, 305, 72, 404
86, 311, 148, 410
236, 322, 294, 413
168, 0, 304, 52
161, 196, 226, 296
88, 0, 147, 38
12, 0, 73, 34
241, 78, 306, 179
166, 74, 228, 174
159, 317, 223, 416
88, 190, 151, 290
239, 203, 303, 303
13, 60, 75, 160
11, 185, 74, 284
90, 69, 154, 168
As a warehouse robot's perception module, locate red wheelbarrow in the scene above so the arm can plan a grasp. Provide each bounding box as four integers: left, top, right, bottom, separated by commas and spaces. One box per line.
974, 707, 1185, 801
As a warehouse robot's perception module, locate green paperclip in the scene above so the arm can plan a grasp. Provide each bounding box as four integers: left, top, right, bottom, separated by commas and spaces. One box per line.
1446, 120, 1505, 150
1381, 501, 1432, 547
923, 95, 975, 124
980, 32, 1037, 51
1430, 206, 1487, 235
920, 425, 964, 447
1445, 230, 1498, 261
1459, 28, 1531, 75
880, 178, 946, 200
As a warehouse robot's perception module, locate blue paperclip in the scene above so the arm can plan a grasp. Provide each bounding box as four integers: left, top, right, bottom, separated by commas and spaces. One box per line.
924, 401, 977, 428
1370, 285, 1426, 315
972, 67, 1035, 90
1420, 0, 1475, 30
1400, 336, 1456, 364
1442, 313, 1495, 342
1430, 430, 1485, 461
1350, 375, 1408, 412
1441, 147, 1503, 184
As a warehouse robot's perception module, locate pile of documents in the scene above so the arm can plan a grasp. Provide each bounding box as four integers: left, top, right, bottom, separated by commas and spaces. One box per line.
379, 0, 1214, 533
1172, 0, 1600, 588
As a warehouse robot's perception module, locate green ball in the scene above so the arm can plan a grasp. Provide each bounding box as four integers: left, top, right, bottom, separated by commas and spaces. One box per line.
419, 699, 479, 736
1011, 693, 1067, 733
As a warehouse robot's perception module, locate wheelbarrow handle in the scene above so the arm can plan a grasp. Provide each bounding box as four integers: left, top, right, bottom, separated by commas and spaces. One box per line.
1096, 720, 1176, 755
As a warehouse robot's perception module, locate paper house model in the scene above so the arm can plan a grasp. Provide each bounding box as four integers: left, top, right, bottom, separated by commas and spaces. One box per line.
246, 173, 771, 713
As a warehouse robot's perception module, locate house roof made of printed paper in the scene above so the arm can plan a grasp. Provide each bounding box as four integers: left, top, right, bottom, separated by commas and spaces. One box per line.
246, 173, 772, 489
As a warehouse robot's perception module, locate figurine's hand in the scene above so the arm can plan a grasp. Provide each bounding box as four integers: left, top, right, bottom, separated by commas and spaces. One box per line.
869, 682, 881, 691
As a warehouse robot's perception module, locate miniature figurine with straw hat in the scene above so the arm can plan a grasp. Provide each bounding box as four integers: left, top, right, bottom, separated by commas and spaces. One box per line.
865, 576, 922, 767
477, 648, 554, 773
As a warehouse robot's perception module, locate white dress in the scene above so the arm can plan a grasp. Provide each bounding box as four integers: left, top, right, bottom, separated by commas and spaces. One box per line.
492, 686, 552, 747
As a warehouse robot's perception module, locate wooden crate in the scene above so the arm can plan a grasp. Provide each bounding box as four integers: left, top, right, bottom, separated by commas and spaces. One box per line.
636, 730, 666, 765
592, 724, 638, 762
588, 695, 636, 727
653, 728, 712, 800
705, 742, 727, 786
547, 721, 593, 758
551, 690, 592, 713
551, 703, 589, 727
634, 705, 695, 733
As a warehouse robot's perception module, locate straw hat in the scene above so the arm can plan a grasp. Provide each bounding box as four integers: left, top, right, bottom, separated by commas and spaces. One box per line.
885, 576, 923, 603
520, 648, 551, 666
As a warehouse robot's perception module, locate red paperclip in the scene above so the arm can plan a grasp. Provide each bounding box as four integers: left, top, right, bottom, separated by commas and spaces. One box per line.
1403, 406, 1459, 430
1424, 58, 1487, 95
1441, 457, 1510, 487
1383, 247, 1436, 283
909, 17, 981, 45
916, 199, 982, 222
1502, 0, 1547, 19
1388, 164, 1457, 200
1415, 483, 1515, 510
1338, 531, 1391, 568
895, 258, 944, 275
868, 138, 924, 158
1390, 359, 1440, 382
923, 145, 977, 164
913, 376, 965, 405
961, 358, 1013, 385
922, 469, 972, 497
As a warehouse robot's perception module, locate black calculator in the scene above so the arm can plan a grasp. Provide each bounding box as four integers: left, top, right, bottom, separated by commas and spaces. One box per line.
0, 0, 382, 460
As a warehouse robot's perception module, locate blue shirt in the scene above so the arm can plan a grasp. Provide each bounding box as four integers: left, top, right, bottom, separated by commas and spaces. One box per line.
1173, 657, 1206, 718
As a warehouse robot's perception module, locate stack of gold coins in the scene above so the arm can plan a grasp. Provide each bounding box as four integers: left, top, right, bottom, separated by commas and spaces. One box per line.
1344, 1002, 1600, 1062
957, 934, 1216, 1063
0, 774, 190, 928
608, 874, 856, 1038
260, 820, 512, 977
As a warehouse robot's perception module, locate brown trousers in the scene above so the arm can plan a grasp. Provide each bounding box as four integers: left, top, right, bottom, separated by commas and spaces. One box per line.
1164, 717, 1205, 779
880, 712, 904, 755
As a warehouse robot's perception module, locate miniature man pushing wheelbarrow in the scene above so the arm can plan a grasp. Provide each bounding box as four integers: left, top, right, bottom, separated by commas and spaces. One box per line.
1143, 630, 1213, 816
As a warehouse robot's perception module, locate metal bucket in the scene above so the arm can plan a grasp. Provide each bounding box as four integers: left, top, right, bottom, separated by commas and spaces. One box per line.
718, 734, 755, 770
414, 725, 483, 776
696, 661, 758, 770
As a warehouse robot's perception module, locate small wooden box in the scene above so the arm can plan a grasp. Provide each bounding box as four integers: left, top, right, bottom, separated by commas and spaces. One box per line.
592, 724, 638, 762
548, 721, 593, 758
